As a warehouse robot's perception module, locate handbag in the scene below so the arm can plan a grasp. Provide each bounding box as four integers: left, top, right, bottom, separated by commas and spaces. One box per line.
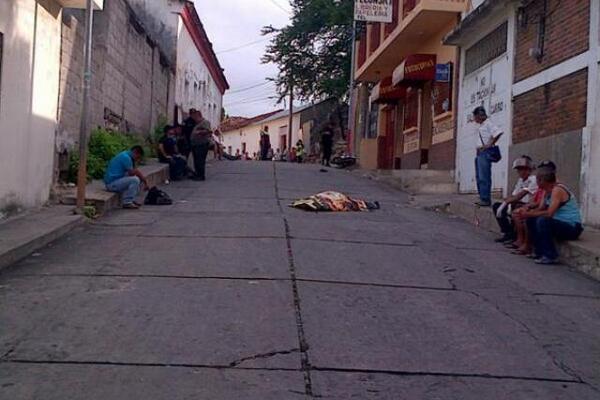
479, 132, 502, 163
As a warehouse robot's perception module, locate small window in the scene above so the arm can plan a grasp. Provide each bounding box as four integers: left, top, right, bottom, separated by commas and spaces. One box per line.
465, 22, 508, 75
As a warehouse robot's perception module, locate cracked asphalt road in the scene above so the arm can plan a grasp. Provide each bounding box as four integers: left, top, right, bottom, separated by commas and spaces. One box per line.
1, 161, 600, 399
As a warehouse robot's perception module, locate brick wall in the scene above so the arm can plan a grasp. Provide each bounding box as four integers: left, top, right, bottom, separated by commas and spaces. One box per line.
428, 139, 456, 170
512, 69, 587, 144
514, 0, 590, 82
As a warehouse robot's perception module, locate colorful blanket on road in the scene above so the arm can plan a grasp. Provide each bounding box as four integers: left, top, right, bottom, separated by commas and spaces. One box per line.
290, 191, 379, 212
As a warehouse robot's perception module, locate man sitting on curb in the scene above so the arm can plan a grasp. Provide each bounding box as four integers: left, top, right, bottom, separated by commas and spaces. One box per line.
493, 155, 537, 244
104, 146, 149, 209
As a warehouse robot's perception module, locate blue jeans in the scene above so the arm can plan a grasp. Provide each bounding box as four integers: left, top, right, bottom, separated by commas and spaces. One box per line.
475, 151, 492, 203
526, 217, 583, 260
106, 176, 141, 205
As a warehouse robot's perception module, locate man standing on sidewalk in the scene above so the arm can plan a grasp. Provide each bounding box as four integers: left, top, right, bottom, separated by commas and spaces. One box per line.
104, 146, 149, 209
190, 111, 212, 181
473, 106, 503, 207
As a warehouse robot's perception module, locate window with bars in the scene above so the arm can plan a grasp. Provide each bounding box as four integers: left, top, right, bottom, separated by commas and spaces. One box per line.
465, 22, 508, 75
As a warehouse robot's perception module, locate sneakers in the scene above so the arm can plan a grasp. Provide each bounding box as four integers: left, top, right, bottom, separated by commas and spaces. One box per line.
475, 201, 491, 207
495, 235, 514, 243
123, 203, 140, 210
535, 256, 559, 265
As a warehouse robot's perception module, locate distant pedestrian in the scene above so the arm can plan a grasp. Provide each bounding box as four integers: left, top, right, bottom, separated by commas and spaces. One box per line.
260, 127, 271, 160
296, 140, 305, 163
267, 147, 274, 160
180, 108, 197, 158
473, 106, 504, 207
190, 110, 212, 181
321, 122, 334, 167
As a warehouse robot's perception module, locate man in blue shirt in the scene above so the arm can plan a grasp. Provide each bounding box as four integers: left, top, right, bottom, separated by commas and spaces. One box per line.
104, 146, 148, 209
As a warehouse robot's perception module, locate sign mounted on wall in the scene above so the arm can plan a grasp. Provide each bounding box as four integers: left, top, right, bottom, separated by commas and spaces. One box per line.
435, 63, 452, 83
354, 0, 394, 23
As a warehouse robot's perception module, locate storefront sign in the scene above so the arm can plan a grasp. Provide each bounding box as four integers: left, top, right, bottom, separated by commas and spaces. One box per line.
435, 63, 452, 82
354, 0, 394, 23
371, 77, 407, 104
393, 54, 437, 86
403, 129, 420, 154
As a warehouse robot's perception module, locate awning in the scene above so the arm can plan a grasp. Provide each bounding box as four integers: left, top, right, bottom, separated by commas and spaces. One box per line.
392, 54, 437, 86
371, 77, 407, 104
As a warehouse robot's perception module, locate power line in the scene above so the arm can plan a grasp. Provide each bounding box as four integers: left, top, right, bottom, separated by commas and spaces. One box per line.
225, 96, 278, 107
216, 37, 271, 54
267, 0, 291, 14
227, 81, 273, 94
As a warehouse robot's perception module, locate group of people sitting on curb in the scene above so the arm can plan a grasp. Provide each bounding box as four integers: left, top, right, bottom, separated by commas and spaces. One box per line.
473, 106, 584, 265
103, 109, 220, 209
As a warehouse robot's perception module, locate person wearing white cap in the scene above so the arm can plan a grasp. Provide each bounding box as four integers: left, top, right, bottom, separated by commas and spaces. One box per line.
492, 155, 537, 244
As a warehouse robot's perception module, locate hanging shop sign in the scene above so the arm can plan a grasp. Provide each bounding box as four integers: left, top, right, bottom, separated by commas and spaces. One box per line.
371, 77, 407, 104
392, 54, 437, 86
354, 0, 394, 23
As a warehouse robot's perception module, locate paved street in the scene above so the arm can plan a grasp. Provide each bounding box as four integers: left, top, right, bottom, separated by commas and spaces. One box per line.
1, 161, 600, 399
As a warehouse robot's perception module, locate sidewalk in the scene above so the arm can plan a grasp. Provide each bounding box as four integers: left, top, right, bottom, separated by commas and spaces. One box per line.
409, 193, 600, 282
0, 161, 169, 273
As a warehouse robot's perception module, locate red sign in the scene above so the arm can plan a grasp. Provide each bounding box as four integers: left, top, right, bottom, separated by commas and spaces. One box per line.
392, 54, 437, 86
372, 77, 407, 104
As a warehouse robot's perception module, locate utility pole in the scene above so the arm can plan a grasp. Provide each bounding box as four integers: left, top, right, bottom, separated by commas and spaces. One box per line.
288, 77, 294, 150
76, 0, 95, 211
347, 19, 357, 155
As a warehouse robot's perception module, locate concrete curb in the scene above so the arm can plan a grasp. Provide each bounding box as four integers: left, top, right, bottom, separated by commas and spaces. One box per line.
419, 194, 600, 282
0, 206, 86, 272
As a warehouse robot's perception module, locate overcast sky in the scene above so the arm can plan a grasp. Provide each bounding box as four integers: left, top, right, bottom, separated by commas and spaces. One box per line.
194, 0, 292, 118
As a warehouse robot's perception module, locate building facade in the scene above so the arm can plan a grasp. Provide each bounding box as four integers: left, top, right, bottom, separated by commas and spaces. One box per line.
58, 0, 174, 151
0, 0, 103, 209
351, 0, 468, 171
447, 0, 600, 226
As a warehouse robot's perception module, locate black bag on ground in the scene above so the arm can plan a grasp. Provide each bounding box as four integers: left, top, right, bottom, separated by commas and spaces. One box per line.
144, 187, 173, 206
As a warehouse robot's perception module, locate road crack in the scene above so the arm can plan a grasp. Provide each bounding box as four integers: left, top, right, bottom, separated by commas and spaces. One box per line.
273, 163, 314, 398
228, 348, 300, 368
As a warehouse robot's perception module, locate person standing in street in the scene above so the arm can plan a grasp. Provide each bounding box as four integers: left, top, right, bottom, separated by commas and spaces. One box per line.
180, 108, 197, 159
321, 122, 334, 167
296, 139, 305, 163
190, 110, 212, 181
473, 106, 504, 207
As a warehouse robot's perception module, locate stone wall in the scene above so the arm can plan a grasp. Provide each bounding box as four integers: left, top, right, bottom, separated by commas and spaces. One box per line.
57, 0, 174, 157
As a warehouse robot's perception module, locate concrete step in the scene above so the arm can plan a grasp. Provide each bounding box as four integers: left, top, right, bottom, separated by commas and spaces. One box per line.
365, 169, 458, 195
0, 206, 85, 272
58, 161, 169, 215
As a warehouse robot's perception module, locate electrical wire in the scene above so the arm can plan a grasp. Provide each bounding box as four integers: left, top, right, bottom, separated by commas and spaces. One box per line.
267, 0, 291, 14
216, 37, 272, 54
227, 81, 273, 94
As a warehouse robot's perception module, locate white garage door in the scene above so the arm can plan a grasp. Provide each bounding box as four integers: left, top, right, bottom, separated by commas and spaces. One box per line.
457, 55, 511, 195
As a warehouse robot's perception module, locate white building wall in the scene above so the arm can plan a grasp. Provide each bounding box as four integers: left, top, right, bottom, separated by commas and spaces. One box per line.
0, 0, 62, 208
221, 113, 302, 156
455, 7, 516, 196
176, 17, 223, 129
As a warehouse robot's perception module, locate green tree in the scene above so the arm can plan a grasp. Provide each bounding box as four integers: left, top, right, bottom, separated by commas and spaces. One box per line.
262, 0, 354, 103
